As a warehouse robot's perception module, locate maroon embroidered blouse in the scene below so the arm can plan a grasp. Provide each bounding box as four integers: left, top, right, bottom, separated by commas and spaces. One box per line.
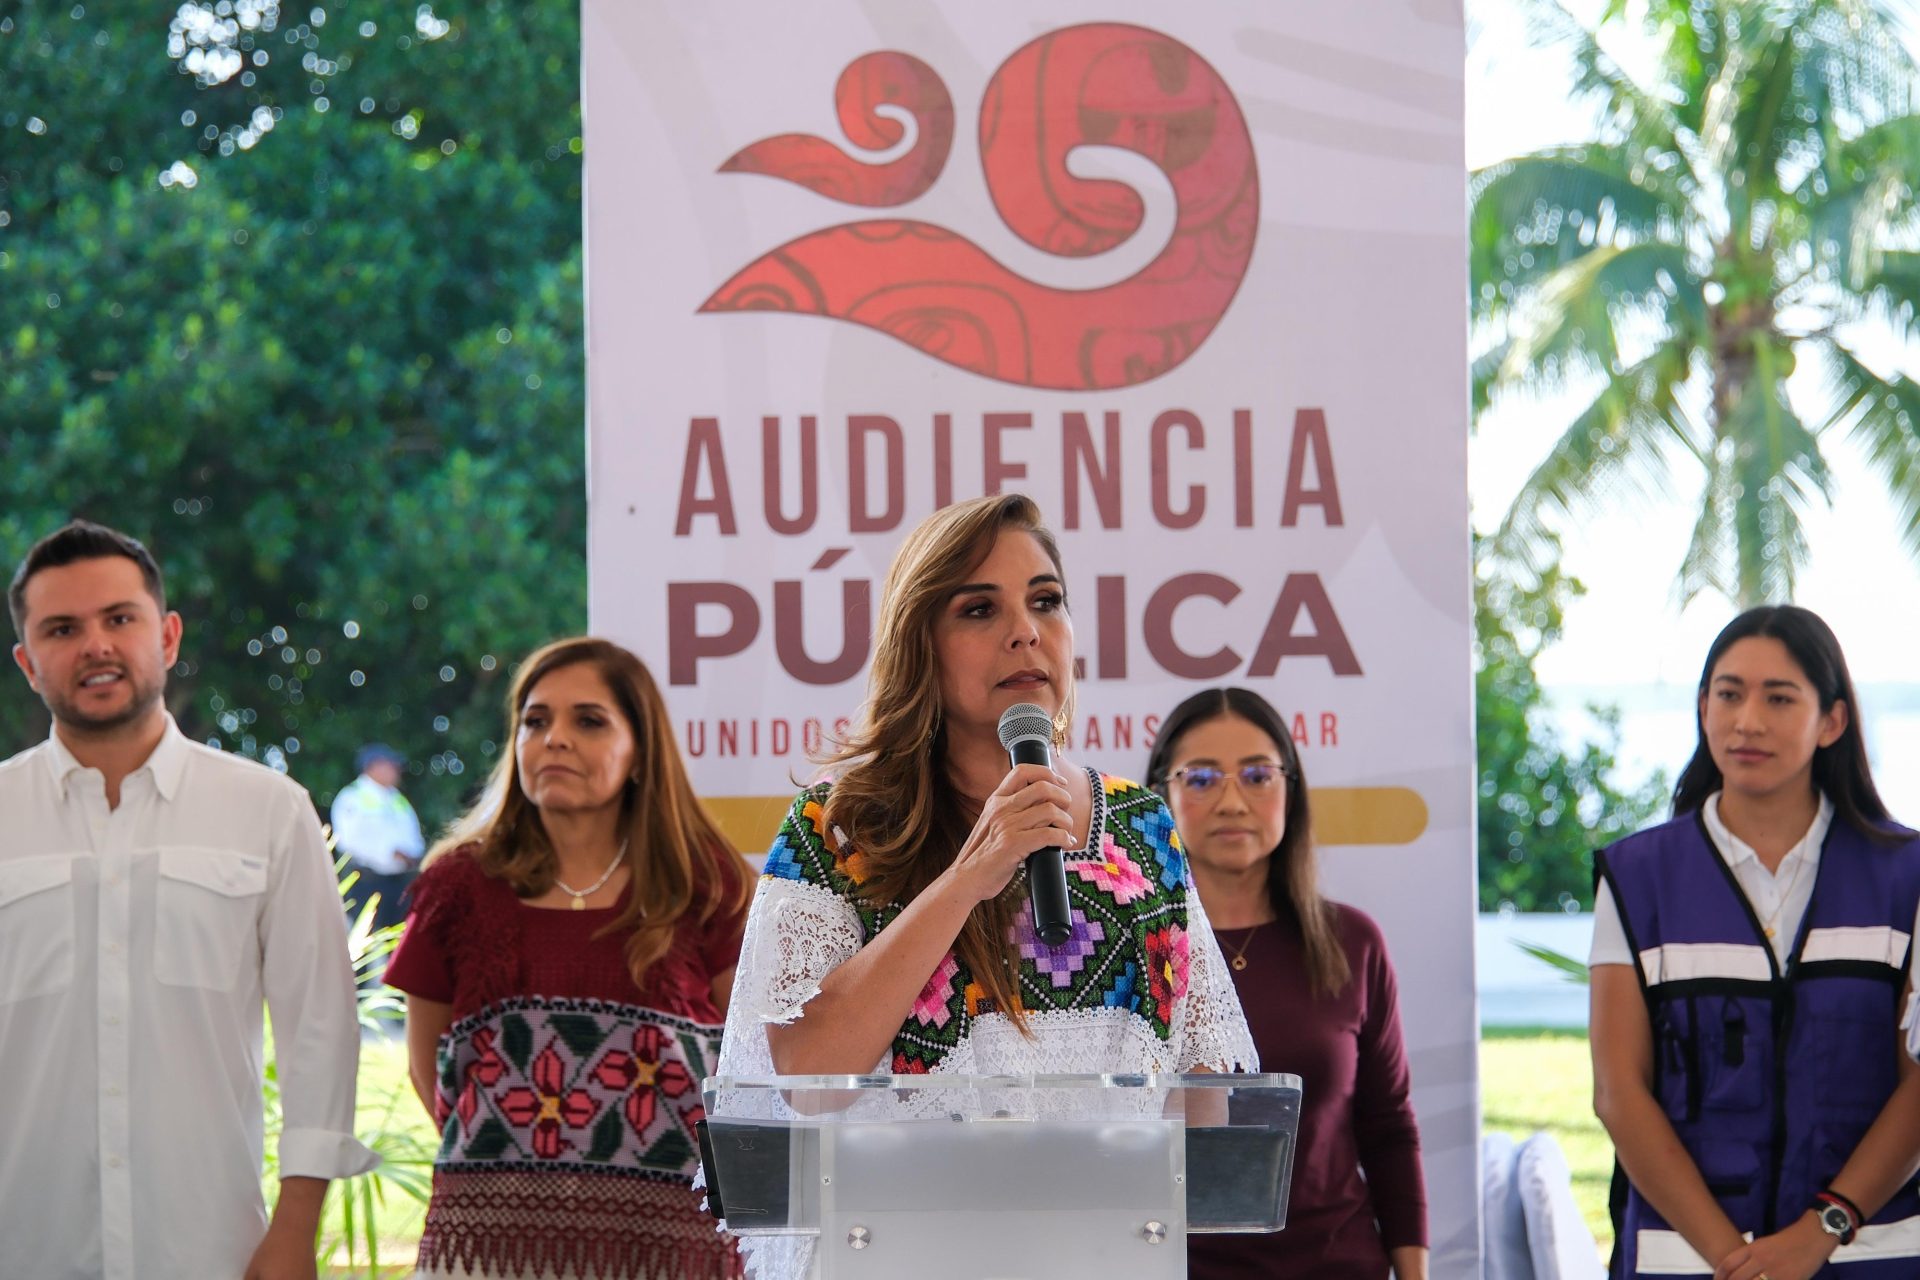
1188, 903, 1427, 1280
386, 849, 747, 1280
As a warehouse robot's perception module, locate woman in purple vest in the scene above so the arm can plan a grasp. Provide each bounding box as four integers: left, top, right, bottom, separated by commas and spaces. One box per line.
1590, 606, 1920, 1280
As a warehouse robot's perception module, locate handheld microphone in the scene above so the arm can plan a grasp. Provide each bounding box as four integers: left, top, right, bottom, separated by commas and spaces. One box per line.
996, 702, 1073, 947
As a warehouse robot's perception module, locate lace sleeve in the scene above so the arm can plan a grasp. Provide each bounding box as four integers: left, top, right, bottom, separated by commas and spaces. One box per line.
714, 876, 865, 1078
706, 876, 865, 1280
1176, 881, 1258, 1072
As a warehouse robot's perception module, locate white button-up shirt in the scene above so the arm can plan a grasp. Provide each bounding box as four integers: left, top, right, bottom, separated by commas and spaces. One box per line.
0, 718, 377, 1280
1589, 792, 1911, 971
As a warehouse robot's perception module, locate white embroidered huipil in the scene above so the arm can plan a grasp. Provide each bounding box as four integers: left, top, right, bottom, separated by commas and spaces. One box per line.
0, 718, 378, 1280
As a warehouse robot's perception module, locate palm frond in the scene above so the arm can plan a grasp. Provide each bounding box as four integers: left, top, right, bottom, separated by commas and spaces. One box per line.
1820, 340, 1920, 563
1798, 1, 1919, 127
1523, 0, 1702, 193
1472, 336, 1514, 419
1471, 149, 1695, 327
1718, 346, 1831, 603
1497, 241, 1703, 391
1513, 938, 1592, 986
1676, 446, 1735, 605
1851, 249, 1920, 339
1494, 337, 1700, 579
1700, 11, 1797, 206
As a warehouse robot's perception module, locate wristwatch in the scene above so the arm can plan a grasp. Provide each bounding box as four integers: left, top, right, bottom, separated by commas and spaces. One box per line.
1815, 1196, 1858, 1246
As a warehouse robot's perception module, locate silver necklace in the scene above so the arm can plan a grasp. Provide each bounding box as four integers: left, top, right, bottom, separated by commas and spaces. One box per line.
554, 839, 628, 910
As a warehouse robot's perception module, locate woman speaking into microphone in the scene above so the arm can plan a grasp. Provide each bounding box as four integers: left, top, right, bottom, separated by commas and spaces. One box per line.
715, 490, 1253, 1091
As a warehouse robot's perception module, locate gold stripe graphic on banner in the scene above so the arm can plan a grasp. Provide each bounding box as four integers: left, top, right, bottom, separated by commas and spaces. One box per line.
1310, 787, 1430, 847
705, 787, 1428, 858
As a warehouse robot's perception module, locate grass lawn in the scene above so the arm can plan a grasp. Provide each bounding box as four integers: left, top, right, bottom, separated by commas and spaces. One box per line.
1480, 1027, 1613, 1256
332, 1029, 1621, 1271
318, 1037, 437, 1277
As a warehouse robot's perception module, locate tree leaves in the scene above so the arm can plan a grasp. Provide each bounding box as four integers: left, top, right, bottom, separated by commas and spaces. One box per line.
0, 3, 588, 828
1475, 537, 1668, 911
1477, 0, 1920, 607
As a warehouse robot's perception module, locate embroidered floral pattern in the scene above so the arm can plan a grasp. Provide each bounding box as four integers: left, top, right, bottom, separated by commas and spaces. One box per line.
442, 1024, 507, 1128
1016, 900, 1107, 988
764, 771, 1191, 1073
911, 953, 962, 1028
495, 1041, 600, 1158
591, 1023, 700, 1142
1128, 807, 1187, 889
434, 997, 720, 1180
1104, 959, 1141, 1013
1142, 924, 1191, 1025
1072, 835, 1153, 904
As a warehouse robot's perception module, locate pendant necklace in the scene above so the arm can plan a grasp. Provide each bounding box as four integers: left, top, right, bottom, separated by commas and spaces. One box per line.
1760, 852, 1807, 940
1221, 924, 1264, 972
555, 840, 629, 910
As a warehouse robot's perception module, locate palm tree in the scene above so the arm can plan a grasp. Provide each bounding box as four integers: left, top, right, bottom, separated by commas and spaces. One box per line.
1473, 0, 1920, 606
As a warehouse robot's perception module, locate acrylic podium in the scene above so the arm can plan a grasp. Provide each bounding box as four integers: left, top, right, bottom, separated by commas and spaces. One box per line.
697, 1072, 1303, 1279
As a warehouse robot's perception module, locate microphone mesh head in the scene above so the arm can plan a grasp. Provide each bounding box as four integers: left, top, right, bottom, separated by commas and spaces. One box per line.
996, 702, 1054, 751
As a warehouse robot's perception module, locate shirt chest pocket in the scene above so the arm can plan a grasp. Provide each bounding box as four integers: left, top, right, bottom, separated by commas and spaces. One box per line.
154, 847, 268, 991
0, 855, 76, 1004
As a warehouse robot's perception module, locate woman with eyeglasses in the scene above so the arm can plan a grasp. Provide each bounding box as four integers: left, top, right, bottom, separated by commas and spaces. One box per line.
1147, 687, 1427, 1280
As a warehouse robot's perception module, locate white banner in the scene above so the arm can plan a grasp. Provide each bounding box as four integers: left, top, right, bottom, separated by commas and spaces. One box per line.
584, 3, 1476, 1271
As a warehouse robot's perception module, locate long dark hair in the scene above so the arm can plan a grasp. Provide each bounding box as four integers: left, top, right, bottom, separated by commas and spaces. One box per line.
1145, 687, 1350, 997
1672, 605, 1902, 842
428, 637, 753, 989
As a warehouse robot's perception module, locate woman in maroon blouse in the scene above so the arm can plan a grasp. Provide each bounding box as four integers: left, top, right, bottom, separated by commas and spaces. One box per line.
386, 637, 752, 1280
1147, 686, 1428, 1280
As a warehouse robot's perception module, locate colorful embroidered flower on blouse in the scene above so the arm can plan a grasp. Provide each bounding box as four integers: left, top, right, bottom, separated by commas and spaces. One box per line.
1143, 925, 1191, 1024
592, 1023, 696, 1138
963, 978, 1020, 1019
1017, 901, 1107, 990
1103, 960, 1141, 1013
1129, 809, 1187, 890
911, 953, 961, 1028
496, 1041, 600, 1159
762, 828, 806, 883
1072, 835, 1154, 905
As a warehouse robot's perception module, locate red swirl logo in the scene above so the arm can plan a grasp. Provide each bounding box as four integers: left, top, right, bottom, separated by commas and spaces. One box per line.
700, 23, 1258, 392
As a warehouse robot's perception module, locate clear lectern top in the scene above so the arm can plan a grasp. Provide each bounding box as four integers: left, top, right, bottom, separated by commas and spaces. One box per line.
698, 1072, 1302, 1280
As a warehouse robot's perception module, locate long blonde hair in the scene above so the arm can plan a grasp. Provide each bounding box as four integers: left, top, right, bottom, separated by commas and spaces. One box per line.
822, 494, 1074, 1031
428, 637, 752, 990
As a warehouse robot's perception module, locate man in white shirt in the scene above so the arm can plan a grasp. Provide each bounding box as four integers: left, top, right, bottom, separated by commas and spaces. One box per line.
330, 742, 425, 934
0, 520, 376, 1280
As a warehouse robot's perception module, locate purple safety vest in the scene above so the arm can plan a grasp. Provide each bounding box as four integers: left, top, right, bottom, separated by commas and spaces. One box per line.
1597, 811, 1920, 1277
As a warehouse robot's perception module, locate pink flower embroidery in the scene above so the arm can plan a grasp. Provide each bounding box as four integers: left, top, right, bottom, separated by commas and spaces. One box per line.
455, 1078, 477, 1127
911, 953, 961, 1029
1072, 836, 1154, 904
496, 1041, 600, 1158
447, 1026, 506, 1127
1143, 924, 1192, 1024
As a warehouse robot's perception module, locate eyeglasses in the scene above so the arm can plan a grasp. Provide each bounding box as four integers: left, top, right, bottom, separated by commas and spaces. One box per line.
1168, 763, 1288, 797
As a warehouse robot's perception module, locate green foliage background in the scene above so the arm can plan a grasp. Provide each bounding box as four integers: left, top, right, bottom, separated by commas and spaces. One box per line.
1, 1, 1661, 907
1, 0, 588, 826
1475, 537, 1668, 911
